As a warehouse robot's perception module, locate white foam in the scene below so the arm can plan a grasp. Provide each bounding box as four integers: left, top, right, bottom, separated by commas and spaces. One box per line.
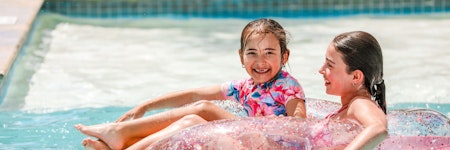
2, 17, 449, 112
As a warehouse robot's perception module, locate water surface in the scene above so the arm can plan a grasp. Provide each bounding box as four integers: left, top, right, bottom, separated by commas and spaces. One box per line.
0, 13, 449, 149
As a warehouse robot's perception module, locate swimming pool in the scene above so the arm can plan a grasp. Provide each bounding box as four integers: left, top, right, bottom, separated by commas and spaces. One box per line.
1, 0, 450, 149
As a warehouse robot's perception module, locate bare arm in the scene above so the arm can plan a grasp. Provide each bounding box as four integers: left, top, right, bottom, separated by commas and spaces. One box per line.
116, 85, 225, 122
286, 98, 306, 118
345, 99, 388, 150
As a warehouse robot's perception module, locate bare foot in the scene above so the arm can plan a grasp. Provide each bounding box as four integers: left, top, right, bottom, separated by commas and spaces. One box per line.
75, 123, 125, 150
82, 138, 111, 150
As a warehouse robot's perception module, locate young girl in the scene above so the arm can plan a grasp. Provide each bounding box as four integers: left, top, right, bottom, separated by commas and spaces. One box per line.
74, 18, 306, 150
317, 31, 388, 149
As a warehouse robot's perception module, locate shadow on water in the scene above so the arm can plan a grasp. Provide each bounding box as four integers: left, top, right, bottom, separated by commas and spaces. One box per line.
0, 14, 63, 110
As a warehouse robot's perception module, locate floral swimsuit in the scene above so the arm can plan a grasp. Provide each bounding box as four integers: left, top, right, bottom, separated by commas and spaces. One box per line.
221, 70, 305, 117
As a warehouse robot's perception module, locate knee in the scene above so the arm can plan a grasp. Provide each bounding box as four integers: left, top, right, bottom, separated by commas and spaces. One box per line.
179, 114, 207, 126
191, 100, 219, 113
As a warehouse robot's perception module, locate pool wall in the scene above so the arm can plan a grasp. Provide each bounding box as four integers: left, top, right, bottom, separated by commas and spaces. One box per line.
0, 0, 43, 86
41, 0, 450, 18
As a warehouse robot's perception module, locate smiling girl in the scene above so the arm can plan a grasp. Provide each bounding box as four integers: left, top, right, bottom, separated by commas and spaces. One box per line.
318, 31, 388, 149
74, 18, 306, 150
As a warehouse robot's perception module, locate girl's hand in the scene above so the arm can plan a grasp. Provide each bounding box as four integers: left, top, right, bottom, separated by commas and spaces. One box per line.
115, 106, 147, 122
267, 114, 283, 118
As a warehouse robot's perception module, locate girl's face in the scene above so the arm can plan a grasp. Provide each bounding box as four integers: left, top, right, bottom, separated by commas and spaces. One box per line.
240, 33, 286, 84
318, 42, 354, 96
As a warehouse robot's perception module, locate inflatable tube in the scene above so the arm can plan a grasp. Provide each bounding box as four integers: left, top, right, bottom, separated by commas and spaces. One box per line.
387, 108, 450, 136
305, 98, 340, 119
377, 136, 450, 149
306, 98, 450, 136
148, 117, 362, 149
148, 99, 450, 149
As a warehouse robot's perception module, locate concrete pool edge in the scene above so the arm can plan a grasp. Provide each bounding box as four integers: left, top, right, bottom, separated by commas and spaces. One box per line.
0, 0, 44, 79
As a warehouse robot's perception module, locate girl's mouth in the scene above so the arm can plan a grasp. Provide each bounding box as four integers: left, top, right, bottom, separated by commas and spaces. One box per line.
324, 80, 331, 86
254, 68, 270, 74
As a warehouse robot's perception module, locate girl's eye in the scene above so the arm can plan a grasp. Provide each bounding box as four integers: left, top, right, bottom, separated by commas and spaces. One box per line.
246, 52, 256, 55
266, 51, 274, 55
327, 62, 332, 68
323, 62, 332, 68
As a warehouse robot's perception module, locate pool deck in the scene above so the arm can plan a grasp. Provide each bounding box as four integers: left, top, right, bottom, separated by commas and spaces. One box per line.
0, 0, 43, 78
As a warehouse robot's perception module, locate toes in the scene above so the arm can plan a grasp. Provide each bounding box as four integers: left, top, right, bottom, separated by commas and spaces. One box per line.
74, 124, 84, 130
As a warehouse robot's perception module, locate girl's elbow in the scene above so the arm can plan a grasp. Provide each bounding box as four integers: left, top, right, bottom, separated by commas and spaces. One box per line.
293, 111, 306, 118
380, 127, 389, 137
373, 117, 388, 135
374, 123, 389, 139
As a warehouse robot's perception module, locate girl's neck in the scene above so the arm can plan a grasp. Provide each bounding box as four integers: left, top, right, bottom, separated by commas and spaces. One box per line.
340, 89, 371, 107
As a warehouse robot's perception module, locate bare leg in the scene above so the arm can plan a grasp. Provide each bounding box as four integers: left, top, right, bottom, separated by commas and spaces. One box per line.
127, 114, 208, 149
75, 101, 237, 149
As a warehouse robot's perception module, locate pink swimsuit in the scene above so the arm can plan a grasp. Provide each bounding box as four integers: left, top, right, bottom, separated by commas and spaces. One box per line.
310, 105, 362, 148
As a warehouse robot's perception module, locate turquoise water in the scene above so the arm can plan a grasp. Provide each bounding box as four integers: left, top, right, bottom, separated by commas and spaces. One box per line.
0, 107, 127, 149
0, 13, 449, 149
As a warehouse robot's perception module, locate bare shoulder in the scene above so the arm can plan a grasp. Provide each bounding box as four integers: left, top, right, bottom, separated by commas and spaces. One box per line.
347, 98, 386, 125
348, 98, 384, 119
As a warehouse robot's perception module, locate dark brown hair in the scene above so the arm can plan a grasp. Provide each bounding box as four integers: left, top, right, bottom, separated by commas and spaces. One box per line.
333, 31, 386, 114
239, 18, 289, 57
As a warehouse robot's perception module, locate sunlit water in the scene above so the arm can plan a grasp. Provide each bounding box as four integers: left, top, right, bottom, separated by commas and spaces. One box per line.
0, 13, 449, 149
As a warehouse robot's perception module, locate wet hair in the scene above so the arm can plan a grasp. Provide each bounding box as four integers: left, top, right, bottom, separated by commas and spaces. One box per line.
239, 18, 289, 59
333, 31, 386, 114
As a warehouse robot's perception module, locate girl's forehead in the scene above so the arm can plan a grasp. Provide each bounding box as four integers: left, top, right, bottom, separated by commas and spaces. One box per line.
326, 43, 343, 63
244, 33, 280, 49
325, 43, 335, 57
248, 32, 271, 39
246, 33, 277, 43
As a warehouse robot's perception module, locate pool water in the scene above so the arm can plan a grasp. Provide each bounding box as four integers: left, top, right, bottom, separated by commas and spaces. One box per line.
0, 13, 449, 149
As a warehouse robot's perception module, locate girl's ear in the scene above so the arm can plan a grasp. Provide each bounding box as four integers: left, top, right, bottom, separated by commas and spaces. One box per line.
352, 69, 365, 85
282, 49, 290, 65
238, 49, 244, 65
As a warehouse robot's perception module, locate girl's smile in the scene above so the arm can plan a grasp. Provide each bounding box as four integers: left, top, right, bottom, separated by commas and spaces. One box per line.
254, 68, 270, 74
324, 79, 331, 87
318, 42, 353, 96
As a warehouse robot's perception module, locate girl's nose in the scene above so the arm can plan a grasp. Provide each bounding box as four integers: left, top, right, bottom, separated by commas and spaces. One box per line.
318, 65, 325, 74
